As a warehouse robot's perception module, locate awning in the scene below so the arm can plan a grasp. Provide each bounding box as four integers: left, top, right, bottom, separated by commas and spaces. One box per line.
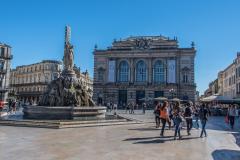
154, 97, 168, 101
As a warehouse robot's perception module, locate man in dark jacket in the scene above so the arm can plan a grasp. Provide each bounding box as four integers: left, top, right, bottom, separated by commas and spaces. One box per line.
199, 104, 208, 137
184, 102, 193, 135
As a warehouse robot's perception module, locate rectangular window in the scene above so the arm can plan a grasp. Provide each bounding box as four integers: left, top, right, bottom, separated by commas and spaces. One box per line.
1, 47, 4, 57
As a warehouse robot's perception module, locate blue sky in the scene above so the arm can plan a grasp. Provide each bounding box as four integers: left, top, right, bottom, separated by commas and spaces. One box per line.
1, 0, 240, 95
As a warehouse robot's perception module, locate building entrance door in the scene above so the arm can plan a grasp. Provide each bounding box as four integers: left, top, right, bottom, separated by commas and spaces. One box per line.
154, 91, 164, 98
136, 90, 145, 105
97, 97, 103, 105
118, 90, 127, 109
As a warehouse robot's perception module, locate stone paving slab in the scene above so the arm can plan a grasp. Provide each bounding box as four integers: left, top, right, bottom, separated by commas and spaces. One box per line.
0, 110, 240, 160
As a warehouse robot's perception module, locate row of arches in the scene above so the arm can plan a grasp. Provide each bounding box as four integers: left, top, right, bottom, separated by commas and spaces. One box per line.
118, 60, 165, 82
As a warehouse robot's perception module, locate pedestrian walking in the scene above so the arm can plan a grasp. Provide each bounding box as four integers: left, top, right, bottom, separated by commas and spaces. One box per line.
7, 99, 12, 114
154, 102, 161, 128
0, 101, 4, 115
110, 102, 113, 112
126, 103, 130, 114
173, 102, 183, 140
11, 100, 17, 114
143, 102, 147, 114
130, 102, 135, 114
107, 102, 110, 112
184, 102, 193, 135
160, 101, 169, 137
227, 105, 237, 130
113, 103, 117, 115
193, 105, 200, 129
199, 104, 208, 138
167, 104, 173, 129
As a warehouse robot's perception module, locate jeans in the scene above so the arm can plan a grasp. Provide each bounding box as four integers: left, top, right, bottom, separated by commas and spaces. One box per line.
174, 123, 181, 138
200, 119, 207, 137
186, 118, 193, 135
168, 118, 172, 129
155, 116, 160, 128
195, 116, 199, 129
130, 109, 134, 114
160, 118, 167, 136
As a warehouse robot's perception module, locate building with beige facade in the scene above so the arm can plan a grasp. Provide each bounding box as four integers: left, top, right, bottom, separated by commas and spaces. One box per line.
204, 53, 240, 99
10, 60, 62, 104
0, 43, 12, 102
74, 66, 93, 97
93, 36, 196, 106
10, 61, 93, 104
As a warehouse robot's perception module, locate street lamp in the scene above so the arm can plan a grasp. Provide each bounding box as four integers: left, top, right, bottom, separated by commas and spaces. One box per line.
169, 88, 175, 99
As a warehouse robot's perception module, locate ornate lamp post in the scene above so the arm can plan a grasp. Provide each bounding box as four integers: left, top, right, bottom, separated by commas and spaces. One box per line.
169, 88, 175, 99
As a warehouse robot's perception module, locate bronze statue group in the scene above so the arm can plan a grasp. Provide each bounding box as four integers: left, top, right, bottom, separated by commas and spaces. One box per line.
154, 101, 209, 140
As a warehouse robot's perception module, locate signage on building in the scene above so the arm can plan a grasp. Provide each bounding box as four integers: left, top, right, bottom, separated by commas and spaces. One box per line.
167, 60, 176, 83
108, 60, 115, 82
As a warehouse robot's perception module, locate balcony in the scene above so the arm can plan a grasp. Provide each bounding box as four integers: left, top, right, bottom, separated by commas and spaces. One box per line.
0, 69, 7, 74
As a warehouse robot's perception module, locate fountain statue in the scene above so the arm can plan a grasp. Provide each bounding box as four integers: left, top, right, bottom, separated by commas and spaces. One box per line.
23, 26, 106, 120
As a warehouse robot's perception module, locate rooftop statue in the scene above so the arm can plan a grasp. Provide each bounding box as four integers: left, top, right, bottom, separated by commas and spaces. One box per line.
63, 26, 74, 72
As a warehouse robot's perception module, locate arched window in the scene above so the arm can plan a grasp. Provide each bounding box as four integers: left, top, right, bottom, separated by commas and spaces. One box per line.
136, 60, 147, 82
119, 61, 129, 82
153, 60, 165, 83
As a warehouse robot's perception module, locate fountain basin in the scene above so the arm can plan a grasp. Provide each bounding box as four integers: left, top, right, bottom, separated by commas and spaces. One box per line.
23, 106, 107, 120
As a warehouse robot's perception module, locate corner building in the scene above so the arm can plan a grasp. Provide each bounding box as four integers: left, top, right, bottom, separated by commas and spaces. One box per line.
10, 60, 62, 104
93, 36, 196, 106
0, 43, 12, 101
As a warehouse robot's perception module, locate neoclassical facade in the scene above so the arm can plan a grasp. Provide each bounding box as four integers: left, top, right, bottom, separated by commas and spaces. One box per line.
0, 43, 12, 102
93, 36, 196, 106
10, 60, 62, 103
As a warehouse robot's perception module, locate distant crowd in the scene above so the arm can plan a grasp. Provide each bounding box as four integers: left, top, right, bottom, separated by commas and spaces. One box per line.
104, 100, 240, 140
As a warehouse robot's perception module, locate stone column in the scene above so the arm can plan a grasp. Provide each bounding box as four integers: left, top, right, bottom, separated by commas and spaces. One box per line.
165, 58, 168, 84
148, 58, 152, 83
130, 58, 134, 83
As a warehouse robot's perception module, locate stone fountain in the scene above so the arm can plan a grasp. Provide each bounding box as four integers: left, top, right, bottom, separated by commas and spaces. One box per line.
23, 26, 106, 120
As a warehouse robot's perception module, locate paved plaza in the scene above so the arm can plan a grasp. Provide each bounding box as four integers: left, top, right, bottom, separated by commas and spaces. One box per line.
0, 110, 240, 160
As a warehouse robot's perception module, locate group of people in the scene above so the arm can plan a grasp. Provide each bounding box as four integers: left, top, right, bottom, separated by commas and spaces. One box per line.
7, 99, 22, 114
226, 104, 239, 130
125, 102, 138, 114
154, 101, 209, 140
106, 102, 118, 114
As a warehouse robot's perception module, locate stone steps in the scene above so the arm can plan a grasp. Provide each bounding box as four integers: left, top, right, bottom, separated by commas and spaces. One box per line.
0, 117, 142, 129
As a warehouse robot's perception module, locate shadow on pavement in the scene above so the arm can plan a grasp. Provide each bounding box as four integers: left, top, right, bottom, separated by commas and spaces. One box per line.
128, 127, 160, 131
123, 136, 161, 141
123, 136, 200, 144
133, 139, 165, 144
212, 149, 240, 160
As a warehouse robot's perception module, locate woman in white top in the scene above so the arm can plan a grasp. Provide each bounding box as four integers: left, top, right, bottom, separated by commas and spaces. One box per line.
228, 105, 237, 130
